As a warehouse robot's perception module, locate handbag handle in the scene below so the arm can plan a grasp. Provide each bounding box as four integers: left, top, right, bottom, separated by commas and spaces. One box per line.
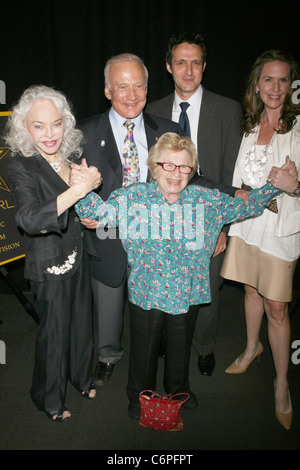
140, 390, 190, 405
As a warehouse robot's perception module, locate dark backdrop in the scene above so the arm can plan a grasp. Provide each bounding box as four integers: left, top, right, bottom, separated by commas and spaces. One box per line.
0, 0, 299, 121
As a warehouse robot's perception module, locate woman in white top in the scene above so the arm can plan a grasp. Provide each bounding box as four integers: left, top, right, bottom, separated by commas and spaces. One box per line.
221, 50, 300, 430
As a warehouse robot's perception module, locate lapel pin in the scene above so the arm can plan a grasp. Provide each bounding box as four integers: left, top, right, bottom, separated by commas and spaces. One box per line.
101, 140, 105, 147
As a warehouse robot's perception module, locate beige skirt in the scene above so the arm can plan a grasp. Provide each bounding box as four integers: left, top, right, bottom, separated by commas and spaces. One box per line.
220, 236, 298, 302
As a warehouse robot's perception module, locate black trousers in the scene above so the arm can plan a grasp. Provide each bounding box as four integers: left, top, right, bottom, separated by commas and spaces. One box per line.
30, 253, 93, 414
126, 302, 199, 405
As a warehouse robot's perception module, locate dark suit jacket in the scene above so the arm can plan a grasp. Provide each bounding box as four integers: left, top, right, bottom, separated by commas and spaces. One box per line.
147, 87, 243, 187
190, 174, 236, 196
5, 154, 83, 282
78, 109, 183, 287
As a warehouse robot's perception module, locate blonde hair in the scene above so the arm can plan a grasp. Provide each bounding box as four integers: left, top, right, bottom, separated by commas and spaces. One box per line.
147, 132, 198, 180
4, 84, 83, 161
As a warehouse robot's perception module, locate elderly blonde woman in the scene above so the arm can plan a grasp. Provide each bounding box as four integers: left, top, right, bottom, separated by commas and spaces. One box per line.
75, 132, 297, 421
5, 85, 101, 422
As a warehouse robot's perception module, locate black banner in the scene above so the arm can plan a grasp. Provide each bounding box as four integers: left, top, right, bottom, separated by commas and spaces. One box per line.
0, 112, 25, 266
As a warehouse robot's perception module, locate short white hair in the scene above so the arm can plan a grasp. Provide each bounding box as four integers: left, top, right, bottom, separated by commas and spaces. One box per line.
104, 53, 148, 90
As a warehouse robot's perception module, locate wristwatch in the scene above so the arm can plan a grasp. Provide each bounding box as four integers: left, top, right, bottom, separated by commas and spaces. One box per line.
290, 181, 300, 196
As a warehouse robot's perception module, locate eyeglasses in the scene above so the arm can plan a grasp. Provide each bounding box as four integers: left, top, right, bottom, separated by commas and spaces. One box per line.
156, 162, 193, 174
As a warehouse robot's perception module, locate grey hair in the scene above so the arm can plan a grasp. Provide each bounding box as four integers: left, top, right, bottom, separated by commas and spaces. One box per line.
104, 53, 148, 89
4, 84, 83, 161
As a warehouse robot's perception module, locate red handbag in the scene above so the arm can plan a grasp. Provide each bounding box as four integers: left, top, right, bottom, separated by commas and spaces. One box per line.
139, 390, 190, 431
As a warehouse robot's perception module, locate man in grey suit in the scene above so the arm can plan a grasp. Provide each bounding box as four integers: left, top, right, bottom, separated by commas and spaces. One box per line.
147, 33, 243, 376
78, 54, 183, 387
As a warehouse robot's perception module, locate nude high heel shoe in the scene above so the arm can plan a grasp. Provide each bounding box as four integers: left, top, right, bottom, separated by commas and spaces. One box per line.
274, 380, 293, 431
225, 342, 264, 374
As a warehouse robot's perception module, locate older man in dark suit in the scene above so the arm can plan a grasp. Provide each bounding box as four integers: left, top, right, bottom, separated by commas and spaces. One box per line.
147, 33, 243, 376
78, 54, 184, 387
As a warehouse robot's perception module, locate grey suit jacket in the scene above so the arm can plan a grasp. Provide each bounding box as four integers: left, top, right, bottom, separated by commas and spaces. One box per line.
147, 87, 243, 187
78, 109, 182, 287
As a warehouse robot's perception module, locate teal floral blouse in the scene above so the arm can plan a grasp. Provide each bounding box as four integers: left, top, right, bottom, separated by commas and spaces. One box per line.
76, 182, 279, 315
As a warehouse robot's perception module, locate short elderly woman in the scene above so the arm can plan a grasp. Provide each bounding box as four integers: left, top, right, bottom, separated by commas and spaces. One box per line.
5, 85, 101, 422
75, 132, 296, 420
